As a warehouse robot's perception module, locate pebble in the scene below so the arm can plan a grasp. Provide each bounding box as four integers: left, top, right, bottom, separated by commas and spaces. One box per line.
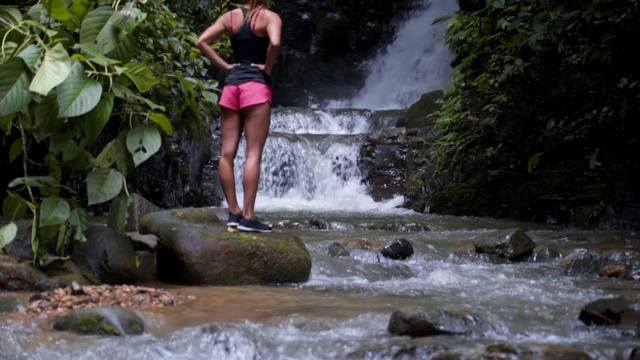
25, 282, 189, 316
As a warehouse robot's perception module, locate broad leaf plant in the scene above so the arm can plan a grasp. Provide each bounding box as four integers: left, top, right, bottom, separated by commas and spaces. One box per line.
0, 0, 221, 265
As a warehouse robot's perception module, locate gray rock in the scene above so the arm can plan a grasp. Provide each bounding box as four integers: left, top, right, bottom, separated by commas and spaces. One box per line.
71, 225, 137, 284
108, 194, 161, 233
473, 229, 535, 261
0, 256, 97, 292
388, 309, 487, 338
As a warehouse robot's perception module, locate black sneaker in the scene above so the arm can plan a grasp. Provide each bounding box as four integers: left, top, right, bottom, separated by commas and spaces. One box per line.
237, 217, 272, 233
227, 213, 243, 227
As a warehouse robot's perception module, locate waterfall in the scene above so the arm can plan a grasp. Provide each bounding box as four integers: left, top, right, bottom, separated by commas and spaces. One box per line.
332, 0, 457, 110
229, 1, 457, 213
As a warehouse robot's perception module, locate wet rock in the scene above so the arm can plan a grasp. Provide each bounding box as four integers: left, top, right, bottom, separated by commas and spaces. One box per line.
0, 257, 97, 292
432, 343, 594, 360
53, 305, 144, 336
140, 208, 312, 285
578, 297, 640, 328
531, 246, 561, 262
388, 309, 486, 338
359, 128, 409, 202
397, 90, 443, 129
107, 194, 162, 233
1, 220, 33, 261
128, 232, 159, 250
564, 248, 640, 278
599, 264, 632, 279
380, 239, 414, 260
328, 242, 350, 257
309, 218, 328, 230
0, 296, 28, 313
473, 229, 535, 262
70, 281, 84, 295
71, 225, 137, 285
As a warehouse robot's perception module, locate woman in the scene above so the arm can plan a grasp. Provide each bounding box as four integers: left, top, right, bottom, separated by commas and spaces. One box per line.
196, 0, 282, 233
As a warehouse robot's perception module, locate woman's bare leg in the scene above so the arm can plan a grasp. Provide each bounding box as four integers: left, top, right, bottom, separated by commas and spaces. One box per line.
241, 101, 271, 220
219, 107, 244, 215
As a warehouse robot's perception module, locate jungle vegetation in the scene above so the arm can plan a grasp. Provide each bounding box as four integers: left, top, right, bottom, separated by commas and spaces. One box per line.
416, 0, 640, 227
0, 0, 231, 264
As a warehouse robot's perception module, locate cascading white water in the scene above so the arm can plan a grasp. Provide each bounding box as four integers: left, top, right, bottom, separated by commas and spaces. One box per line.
232, 109, 406, 212
332, 0, 457, 110
229, 0, 457, 213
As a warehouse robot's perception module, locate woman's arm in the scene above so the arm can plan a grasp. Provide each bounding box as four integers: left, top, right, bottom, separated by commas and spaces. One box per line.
196, 13, 236, 73
260, 11, 282, 76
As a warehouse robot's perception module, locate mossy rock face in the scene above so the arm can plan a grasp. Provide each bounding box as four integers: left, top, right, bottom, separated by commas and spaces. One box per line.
53, 306, 144, 336
397, 90, 443, 129
140, 208, 312, 286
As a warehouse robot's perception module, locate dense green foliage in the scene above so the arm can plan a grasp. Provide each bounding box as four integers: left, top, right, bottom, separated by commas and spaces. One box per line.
0, 0, 226, 264
420, 0, 640, 226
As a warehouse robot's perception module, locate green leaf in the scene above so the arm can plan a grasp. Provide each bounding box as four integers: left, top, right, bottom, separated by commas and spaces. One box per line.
73, 43, 121, 66
17, 44, 43, 71
0, 7, 22, 28
148, 112, 172, 135
80, 6, 120, 53
110, 4, 146, 33
110, 195, 132, 234
68, 207, 88, 242
0, 41, 17, 62
107, 32, 135, 63
8, 176, 60, 188
34, 94, 61, 142
0, 222, 18, 251
126, 125, 161, 167
86, 167, 124, 205
112, 83, 165, 111
63, 0, 92, 31
0, 58, 33, 116
29, 42, 72, 96
39, 196, 70, 226
42, 0, 71, 20
72, 92, 114, 147
527, 152, 542, 174
57, 69, 103, 117
95, 139, 117, 168
120, 62, 159, 93
51, 28, 76, 50
202, 90, 219, 104
2, 193, 28, 222
9, 136, 22, 163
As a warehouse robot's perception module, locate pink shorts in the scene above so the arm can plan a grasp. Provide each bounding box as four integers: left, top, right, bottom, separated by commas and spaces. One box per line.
219, 81, 272, 111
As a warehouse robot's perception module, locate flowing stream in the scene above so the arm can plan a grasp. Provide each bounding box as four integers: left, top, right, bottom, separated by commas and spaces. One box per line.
2, 0, 640, 359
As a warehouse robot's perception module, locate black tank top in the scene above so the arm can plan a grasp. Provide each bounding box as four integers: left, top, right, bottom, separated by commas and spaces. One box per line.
224, 8, 272, 87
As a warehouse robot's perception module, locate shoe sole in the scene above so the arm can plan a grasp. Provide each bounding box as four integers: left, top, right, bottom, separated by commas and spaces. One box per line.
227, 222, 240, 227
237, 225, 272, 233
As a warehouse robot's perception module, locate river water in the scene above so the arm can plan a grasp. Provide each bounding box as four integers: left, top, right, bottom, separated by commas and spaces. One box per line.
2, 212, 640, 359
2, 0, 640, 359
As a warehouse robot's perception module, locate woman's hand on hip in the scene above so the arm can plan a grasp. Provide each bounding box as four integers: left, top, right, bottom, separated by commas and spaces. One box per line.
225, 63, 240, 73
251, 63, 269, 75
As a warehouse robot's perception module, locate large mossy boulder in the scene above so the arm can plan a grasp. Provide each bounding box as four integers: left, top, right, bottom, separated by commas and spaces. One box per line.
139, 208, 312, 286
